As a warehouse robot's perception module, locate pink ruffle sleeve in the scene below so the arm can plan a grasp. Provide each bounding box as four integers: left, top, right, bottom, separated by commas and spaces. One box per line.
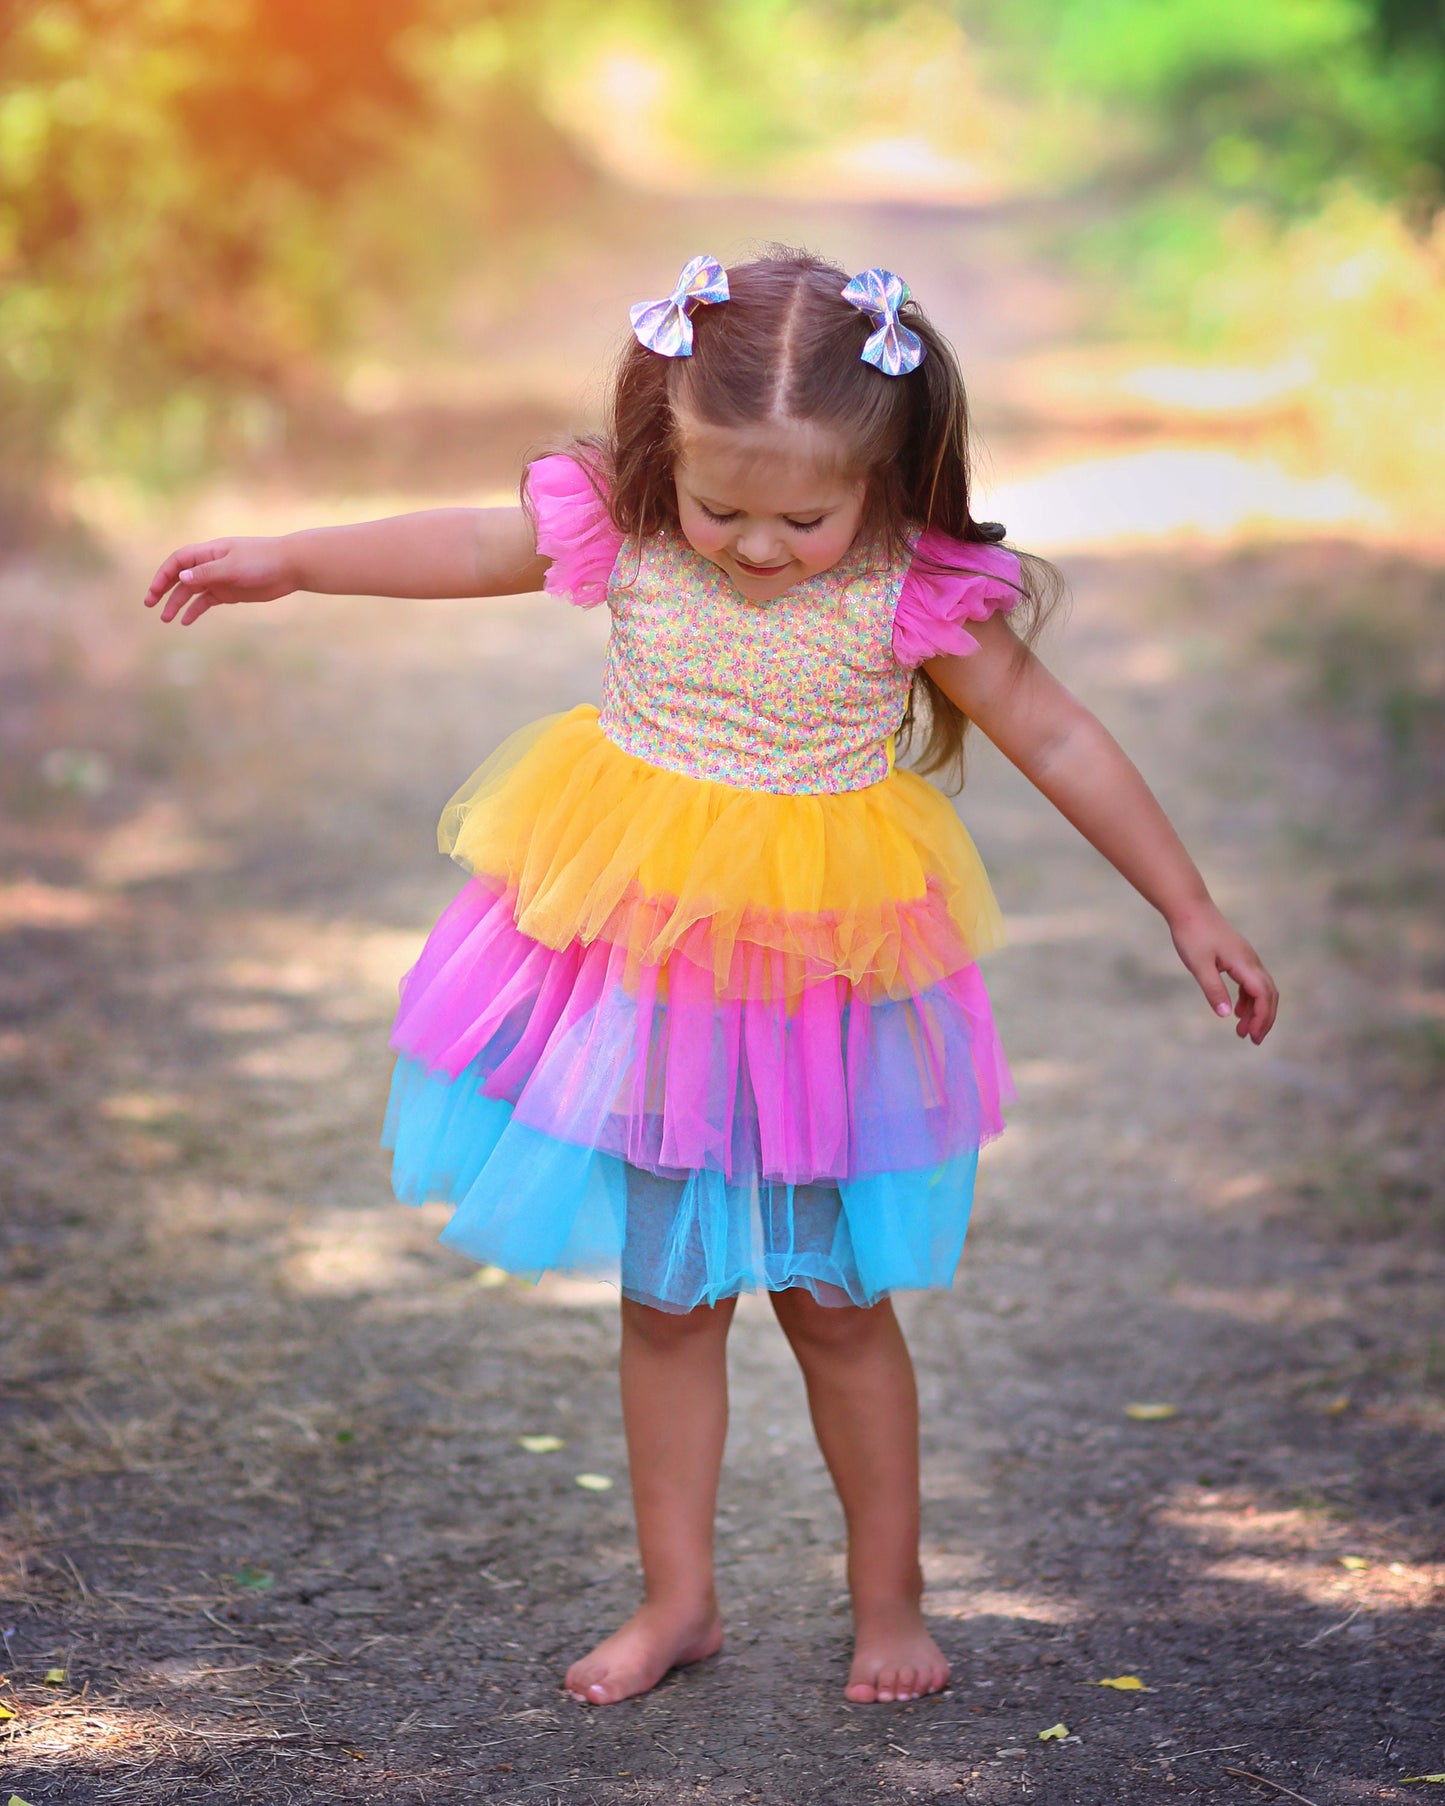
892, 528, 1024, 668
523, 453, 625, 610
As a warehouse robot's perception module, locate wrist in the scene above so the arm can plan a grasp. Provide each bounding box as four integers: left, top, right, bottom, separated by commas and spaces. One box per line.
1163, 891, 1218, 936
276, 529, 317, 595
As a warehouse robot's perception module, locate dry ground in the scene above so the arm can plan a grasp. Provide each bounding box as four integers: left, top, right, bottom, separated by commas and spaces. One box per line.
2, 194, 1443, 1804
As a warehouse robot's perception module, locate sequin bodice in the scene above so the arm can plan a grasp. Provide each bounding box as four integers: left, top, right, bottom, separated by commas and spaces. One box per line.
600, 530, 910, 795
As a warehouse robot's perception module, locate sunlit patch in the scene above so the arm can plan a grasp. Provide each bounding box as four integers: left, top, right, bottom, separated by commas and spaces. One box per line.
928, 1586, 1081, 1624
282, 1208, 409, 1294
988, 447, 1389, 553
1003, 909, 1111, 945
1214, 1171, 1273, 1205
89, 800, 226, 887
1157, 1492, 1444, 1611
1120, 357, 1315, 412
193, 998, 291, 1033
234, 1031, 354, 1082
1010, 1059, 1088, 1088
100, 1091, 188, 1124
1167, 1283, 1345, 1328
527, 1274, 619, 1311
0, 879, 111, 930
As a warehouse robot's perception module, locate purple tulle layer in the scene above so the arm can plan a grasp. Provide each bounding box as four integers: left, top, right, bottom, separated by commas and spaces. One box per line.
390, 878, 1011, 1186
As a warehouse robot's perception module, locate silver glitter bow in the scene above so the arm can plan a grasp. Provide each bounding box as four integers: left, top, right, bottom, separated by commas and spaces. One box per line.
841, 268, 925, 376
628, 254, 730, 358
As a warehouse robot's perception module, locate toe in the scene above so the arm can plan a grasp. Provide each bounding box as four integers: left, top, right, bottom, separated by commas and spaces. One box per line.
897, 1666, 918, 1699
845, 1679, 878, 1703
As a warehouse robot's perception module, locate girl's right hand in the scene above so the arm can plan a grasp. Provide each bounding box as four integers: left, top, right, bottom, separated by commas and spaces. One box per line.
143, 538, 300, 626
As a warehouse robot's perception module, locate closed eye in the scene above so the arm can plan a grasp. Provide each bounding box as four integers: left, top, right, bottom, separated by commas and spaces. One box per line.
697, 503, 739, 524
784, 516, 825, 532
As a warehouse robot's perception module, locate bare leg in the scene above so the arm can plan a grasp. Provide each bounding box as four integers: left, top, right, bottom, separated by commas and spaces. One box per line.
564, 1295, 734, 1705
770, 1288, 950, 1703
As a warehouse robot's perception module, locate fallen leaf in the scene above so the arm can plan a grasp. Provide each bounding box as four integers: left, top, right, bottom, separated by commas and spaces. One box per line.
1038, 1722, 1069, 1741
1124, 1403, 1178, 1421
518, 1435, 564, 1454
474, 1266, 509, 1289
1400, 1777, 1445, 1785
1339, 1555, 1368, 1571
574, 1473, 614, 1492
10, 1795, 37, 1806
1095, 1675, 1152, 1691
232, 1564, 275, 1590
0, 1704, 14, 1719
1325, 1395, 1350, 1415
42, 1669, 65, 1685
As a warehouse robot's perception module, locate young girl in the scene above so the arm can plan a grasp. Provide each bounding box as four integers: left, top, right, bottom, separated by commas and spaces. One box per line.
144, 248, 1277, 1710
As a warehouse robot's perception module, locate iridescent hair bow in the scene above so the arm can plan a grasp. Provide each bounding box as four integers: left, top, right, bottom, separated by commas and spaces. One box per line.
841, 268, 925, 377
628, 254, 730, 358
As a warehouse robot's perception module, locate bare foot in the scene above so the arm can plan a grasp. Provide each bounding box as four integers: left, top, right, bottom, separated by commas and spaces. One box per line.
564, 1598, 724, 1706
845, 1600, 951, 1703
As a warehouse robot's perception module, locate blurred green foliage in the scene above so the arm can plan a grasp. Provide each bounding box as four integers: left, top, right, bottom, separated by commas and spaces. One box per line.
964, 0, 1445, 208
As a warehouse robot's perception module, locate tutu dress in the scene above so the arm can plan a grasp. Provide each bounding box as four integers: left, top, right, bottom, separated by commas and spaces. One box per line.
382, 453, 1019, 1312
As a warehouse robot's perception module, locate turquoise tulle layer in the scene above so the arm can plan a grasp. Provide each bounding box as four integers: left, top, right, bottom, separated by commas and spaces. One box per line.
384, 1055, 979, 1313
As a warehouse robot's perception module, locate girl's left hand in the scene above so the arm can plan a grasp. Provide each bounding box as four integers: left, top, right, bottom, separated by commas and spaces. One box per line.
1168, 903, 1279, 1043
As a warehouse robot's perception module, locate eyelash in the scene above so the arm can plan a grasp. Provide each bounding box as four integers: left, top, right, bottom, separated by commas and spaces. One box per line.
697, 504, 825, 532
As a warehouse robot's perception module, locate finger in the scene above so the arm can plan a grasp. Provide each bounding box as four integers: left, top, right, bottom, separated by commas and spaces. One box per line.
159, 581, 200, 624
1189, 957, 1234, 1019
143, 545, 216, 608
1224, 958, 1277, 1043
180, 591, 219, 626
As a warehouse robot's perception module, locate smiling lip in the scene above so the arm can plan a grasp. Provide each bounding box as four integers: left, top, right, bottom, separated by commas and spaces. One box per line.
734, 557, 790, 576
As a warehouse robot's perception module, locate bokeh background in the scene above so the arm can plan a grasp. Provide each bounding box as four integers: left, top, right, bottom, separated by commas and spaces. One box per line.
2, 5, 1443, 1804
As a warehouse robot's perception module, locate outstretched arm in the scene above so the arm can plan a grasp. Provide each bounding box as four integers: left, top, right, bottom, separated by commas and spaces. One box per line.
144, 505, 546, 626
926, 614, 1278, 1042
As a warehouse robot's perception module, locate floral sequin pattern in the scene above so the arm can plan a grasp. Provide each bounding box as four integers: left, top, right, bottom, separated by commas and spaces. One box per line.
600, 533, 911, 795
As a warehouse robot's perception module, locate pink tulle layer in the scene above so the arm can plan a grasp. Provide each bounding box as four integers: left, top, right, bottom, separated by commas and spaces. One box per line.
391, 878, 1012, 1186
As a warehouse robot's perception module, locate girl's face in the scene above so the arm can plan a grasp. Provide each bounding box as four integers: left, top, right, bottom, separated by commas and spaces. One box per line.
673, 414, 867, 604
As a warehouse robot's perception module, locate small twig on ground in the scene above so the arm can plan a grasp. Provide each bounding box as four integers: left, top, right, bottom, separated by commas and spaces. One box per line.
1223, 1765, 1323, 1806
1299, 1605, 1363, 1648
1166, 1745, 1249, 1761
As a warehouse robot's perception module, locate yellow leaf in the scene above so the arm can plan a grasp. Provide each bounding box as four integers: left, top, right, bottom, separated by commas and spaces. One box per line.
517, 1435, 564, 1454
10, 1795, 37, 1806
474, 1265, 509, 1288
0, 1704, 14, 1719
1339, 1555, 1369, 1570
574, 1473, 614, 1491
1400, 1777, 1445, 1785
1096, 1675, 1152, 1691
1038, 1722, 1069, 1741
1124, 1403, 1178, 1421
42, 1669, 65, 1686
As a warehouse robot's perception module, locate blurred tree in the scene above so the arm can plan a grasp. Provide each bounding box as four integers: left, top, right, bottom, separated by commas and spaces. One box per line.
0, 0, 602, 539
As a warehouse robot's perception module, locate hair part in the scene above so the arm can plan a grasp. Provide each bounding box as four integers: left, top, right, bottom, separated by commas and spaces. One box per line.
537, 244, 1066, 790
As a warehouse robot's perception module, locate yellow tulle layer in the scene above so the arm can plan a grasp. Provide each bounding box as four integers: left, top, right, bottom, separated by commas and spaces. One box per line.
440, 706, 1005, 1002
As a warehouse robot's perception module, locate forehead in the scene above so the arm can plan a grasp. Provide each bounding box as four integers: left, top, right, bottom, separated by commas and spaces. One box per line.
674, 415, 862, 509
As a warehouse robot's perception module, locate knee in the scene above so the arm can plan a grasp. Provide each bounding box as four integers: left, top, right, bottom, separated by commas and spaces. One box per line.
771, 1288, 894, 1361
622, 1296, 732, 1353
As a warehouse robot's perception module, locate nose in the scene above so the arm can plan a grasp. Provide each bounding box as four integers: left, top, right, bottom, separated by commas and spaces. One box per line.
735, 523, 784, 565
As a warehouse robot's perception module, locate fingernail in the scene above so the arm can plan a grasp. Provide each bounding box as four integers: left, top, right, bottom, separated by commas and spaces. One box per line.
179, 569, 194, 581
1216, 1002, 1231, 1016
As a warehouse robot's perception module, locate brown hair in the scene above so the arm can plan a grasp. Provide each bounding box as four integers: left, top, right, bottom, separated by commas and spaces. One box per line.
539, 245, 1065, 790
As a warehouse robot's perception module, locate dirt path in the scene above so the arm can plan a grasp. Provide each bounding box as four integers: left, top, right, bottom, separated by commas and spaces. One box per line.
2, 194, 1441, 1804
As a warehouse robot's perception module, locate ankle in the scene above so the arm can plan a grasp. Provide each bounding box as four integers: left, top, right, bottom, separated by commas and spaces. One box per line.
850, 1569, 925, 1619
639, 1582, 720, 1621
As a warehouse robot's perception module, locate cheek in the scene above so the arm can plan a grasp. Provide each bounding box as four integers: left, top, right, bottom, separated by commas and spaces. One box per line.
804, 517, 862, 571
677, 505, 727, 561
